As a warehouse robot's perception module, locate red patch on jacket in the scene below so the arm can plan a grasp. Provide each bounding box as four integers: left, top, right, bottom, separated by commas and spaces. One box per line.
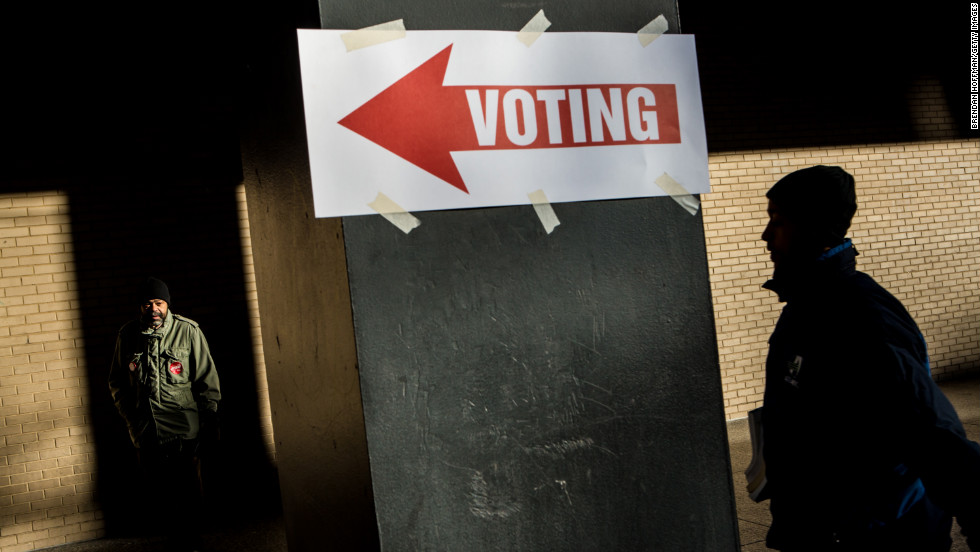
169, 361, 183, 376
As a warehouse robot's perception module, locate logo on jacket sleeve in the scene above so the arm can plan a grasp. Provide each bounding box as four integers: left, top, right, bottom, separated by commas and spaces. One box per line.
784, 355, 803, 388
169, 361, 184, 376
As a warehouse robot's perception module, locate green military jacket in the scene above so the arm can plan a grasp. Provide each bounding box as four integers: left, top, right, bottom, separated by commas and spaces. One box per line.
108, 311, 221, 447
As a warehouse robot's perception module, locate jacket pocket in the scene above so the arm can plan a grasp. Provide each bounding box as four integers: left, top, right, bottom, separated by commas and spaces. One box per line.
128, 353, 145, 383
162, 347, 190, 384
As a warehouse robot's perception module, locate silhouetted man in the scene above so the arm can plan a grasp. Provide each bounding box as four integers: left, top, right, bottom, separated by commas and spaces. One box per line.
760, 166, 979, 551
109, 277, 221, 552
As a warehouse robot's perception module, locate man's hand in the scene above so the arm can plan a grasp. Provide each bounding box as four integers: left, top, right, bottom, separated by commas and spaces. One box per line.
198, 408, 221, 456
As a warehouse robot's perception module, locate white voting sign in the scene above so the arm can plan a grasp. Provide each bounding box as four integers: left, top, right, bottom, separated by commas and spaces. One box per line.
297, 30, 708, 217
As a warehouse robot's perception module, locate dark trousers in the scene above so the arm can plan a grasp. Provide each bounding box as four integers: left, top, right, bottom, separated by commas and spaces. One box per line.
771, 494, 953, 552
138, 437, 205, 550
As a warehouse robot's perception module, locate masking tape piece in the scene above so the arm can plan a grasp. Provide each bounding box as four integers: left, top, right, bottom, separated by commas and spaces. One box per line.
368, 192, 421, 233
341, 19, 407, 52
528, 189, 560, 234
655, 173, 700, 216
637, 15, 669, 47
517, 10, 551, 47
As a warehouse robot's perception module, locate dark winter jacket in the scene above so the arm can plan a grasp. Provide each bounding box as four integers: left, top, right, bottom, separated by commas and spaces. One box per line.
108, 311, 221, 447
762, 241, 979, 550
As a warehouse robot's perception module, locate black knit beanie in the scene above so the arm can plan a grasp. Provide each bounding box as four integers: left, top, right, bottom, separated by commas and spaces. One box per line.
766, 165, 857, 248
142, 277, 171, 305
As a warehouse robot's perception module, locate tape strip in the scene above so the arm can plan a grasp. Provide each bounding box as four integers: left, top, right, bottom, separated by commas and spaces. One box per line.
528, 189, 560, 234
517, 10, 551, 47
368, 192, 421, 233
637, 15, 669, 46
655, 173, 700, 216
341, 19, 407, 52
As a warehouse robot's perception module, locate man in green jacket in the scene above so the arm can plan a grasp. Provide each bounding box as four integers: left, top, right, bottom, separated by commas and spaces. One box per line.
108, 277, 221, 551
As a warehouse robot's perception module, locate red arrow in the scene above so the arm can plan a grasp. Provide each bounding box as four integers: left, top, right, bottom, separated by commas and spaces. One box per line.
339, 44, 680, 194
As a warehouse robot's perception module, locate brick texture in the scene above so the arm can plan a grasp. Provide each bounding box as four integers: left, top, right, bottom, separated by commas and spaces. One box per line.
0, 186, 276, 550
235, 185, 277, 462
703, 138, 980, 419
0, 191, 105, 550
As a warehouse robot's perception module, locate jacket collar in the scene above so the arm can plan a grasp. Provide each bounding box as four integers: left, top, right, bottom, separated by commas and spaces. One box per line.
763, 239, 857, 302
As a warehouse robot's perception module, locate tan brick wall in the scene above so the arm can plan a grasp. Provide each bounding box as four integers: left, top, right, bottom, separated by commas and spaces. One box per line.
703, 138, 980, 420
236, 184, 277, 462
0, 191, 104, 551
0, 186, 276, 550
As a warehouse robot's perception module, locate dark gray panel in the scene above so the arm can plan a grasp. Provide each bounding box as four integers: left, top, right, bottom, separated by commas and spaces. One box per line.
329, 0, 737, 550
345, 200, 736, 551
321, 1, 680, 33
